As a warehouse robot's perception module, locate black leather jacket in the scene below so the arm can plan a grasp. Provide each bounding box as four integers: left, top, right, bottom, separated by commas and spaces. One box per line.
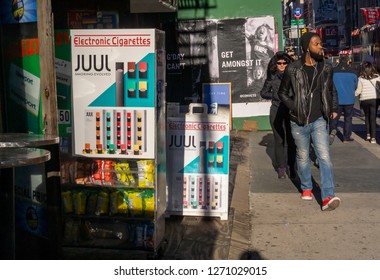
278, 59, 338, 125
260, 72, 284, 109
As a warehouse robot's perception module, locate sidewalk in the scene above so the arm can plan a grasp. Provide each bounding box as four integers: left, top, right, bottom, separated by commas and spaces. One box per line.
248, 112, 380, 259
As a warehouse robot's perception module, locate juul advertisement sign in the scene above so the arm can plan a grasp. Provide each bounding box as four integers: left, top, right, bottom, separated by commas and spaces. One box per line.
71, 29, 160, 158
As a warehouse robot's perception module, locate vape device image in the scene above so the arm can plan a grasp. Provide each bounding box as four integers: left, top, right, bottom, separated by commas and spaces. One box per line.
208, 141, 215, 153
133, 144, 140, 155
128, 81, 136, 98
108, 143, 116, 154
84, 143, 92, 154
217, 141, 223, 153
208, 154, 214, 168
127, 62, 136, 78
199, 141, 206, 173
115, 62, 124, 106
216, 155, 223, 168
120, 144, 127, 154
139, 62, 148, 78
138, 81, 147, 98
96, 144, 103, 154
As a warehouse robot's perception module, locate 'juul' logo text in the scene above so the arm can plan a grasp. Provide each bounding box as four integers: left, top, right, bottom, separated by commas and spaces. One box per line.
169, 135, 196, 148
75, 55, 111, 72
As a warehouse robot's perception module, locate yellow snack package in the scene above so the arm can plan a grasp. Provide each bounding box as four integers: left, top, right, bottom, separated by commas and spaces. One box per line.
142, 190, 155, 218
110, 189, 128, 215
62, 191, 73, 214
73, 190, 87, 215
137, 160, 155, 188
126, 190, 143, 217
96, 190, 109, 215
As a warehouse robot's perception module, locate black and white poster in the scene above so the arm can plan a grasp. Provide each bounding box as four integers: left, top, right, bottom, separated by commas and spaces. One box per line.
165, 16, 275, 114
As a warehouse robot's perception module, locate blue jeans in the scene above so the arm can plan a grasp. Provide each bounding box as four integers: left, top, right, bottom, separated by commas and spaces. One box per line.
330, 104, 354, 140
290, 117, 335, 200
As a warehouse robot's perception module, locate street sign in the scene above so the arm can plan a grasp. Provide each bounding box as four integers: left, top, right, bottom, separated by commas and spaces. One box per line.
294, 7, 302, 19
291, 19, 304, 26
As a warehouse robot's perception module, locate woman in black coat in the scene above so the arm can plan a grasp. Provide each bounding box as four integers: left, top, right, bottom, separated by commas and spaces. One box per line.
260, 51, 296, 179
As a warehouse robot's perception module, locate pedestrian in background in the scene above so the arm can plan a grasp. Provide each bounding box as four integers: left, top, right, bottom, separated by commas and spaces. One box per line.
355, 56, 380, 144
278, 32, 340, 211
260, 51, 296, 179
329, 55, 358, 144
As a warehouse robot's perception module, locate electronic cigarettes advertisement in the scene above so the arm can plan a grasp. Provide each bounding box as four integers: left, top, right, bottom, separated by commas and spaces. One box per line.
71, 29, 158, 158
166, 103, 230, 220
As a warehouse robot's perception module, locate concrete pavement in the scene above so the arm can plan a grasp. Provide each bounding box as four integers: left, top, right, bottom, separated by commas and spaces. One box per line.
248, 111, 380, 260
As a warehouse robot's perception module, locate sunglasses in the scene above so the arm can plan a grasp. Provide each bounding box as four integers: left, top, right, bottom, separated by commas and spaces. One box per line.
277, 62, 288, 65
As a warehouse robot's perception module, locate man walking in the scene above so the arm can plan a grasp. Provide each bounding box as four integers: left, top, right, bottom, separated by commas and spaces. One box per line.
278, 32, 340, 211
329, 55, 358, 144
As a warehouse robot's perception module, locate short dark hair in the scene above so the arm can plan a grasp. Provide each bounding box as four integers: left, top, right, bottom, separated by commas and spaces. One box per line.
339, 55, 350, 65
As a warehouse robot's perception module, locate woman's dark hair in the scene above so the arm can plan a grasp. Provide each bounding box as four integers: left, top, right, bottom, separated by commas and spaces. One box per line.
266, 51, 293, 77
360, 61, 379, 79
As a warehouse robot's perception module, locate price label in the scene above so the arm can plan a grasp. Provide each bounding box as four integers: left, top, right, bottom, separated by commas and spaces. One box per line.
58, 109, 71, 124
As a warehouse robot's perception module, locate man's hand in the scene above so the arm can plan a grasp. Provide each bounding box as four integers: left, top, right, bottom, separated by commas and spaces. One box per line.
331, 112, 338, 119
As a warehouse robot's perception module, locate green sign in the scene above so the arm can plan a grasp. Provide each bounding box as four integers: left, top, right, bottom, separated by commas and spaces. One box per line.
291, 19, 304, 26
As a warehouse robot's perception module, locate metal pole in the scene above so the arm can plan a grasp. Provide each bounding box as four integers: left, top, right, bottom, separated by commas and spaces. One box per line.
297, 19, 300, 57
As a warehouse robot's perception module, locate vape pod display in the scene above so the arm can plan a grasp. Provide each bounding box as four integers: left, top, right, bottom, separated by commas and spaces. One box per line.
183, 176, 188, 209
216, 155, 223, 168
139, 62, 148, 78
84, 110, 103, 154
135, 110, 146, 153
206, 177, 211, 208
212, 179, 219, 210
104, 111, 114, 150
95, 112, 102, 150
208, 141, 215, 153
114, 110, 125, 150
139, 81, 147, 98
190, 177, 197, 209
127, 62, 136, 78
128, 81, 136, 98
217, 142, 223, 153
175, 175, 222, 211
198, 176, 206, 209
82, 108, 149, 156
126, 111, 132, 150
208, 154, 214, 167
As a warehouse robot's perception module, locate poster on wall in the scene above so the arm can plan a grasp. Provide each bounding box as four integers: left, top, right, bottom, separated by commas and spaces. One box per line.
165, 16, 275, 116
2, 35, 42, 133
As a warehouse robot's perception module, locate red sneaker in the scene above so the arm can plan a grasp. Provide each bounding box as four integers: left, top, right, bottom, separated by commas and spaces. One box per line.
301, 190, 313, 200
322, 196, 341, 211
